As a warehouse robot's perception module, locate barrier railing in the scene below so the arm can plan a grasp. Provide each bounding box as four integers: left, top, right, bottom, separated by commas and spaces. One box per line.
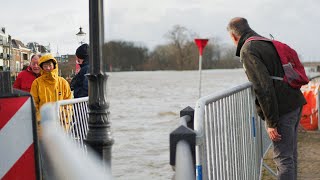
50, 75, 320, 179
39, 103, 111, 180
194, 82, 271, 180
54, 97, 89, 151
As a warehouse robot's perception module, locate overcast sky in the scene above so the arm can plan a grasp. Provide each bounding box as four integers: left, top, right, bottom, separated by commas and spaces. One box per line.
2, 0, 319, 61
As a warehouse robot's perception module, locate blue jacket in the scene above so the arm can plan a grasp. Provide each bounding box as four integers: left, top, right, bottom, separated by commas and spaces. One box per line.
71, 61, 89, 98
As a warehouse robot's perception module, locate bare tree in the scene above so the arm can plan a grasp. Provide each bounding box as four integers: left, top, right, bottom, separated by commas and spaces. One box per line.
147, 45, 176, 70
165, 25, 195, 70
212, 45, 241, 69
103, 41, 149, 71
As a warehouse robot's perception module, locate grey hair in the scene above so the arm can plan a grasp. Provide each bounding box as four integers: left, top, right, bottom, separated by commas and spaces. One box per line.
227, 17, 252, 37
30, 54, 41, 61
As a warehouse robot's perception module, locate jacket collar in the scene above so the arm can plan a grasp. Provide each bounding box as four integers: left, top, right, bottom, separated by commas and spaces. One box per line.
80, 59, 89, 68
235, 30, 260, 57
41, 68, 59, 84
26, 66, 33, 72
27, 66, 40, 77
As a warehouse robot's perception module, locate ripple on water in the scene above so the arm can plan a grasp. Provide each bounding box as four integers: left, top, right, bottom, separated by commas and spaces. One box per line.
158, 111, 178, 116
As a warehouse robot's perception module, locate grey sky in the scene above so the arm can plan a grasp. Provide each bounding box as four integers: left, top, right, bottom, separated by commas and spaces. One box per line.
1, 0, 319, 61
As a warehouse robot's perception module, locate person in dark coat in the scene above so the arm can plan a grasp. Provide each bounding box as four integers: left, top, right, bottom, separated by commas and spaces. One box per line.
227, 17, 306, 180
71, 43, 89, 98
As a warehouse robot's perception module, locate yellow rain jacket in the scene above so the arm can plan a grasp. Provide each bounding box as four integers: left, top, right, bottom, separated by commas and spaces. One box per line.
30, 54, 72, 124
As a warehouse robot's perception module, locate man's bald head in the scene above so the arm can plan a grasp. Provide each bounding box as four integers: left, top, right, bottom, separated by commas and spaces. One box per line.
227, 17, 252, 37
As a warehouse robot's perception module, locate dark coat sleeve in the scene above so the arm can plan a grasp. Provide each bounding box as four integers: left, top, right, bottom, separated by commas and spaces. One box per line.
73, 65, 89, 98
81, 73, 88, 97
241, 44, 279, 128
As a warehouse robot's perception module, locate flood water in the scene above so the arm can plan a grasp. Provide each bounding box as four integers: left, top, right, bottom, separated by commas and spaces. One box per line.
106, 69, 248, 179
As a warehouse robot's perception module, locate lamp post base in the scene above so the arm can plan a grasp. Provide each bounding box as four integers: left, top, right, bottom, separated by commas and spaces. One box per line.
84, 73, 114, 171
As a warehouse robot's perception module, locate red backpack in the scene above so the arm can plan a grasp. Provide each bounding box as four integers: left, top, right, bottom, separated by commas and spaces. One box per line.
245, 36, 309, 89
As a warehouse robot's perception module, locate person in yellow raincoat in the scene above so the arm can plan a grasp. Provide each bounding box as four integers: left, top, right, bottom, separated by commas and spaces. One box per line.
30, 54, 72, 126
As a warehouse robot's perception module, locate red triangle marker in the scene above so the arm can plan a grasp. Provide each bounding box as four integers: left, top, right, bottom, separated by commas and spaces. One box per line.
194, 39, 209, 56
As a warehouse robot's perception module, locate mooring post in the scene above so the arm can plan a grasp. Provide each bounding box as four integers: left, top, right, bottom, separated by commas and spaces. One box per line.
85, 0, 114, 173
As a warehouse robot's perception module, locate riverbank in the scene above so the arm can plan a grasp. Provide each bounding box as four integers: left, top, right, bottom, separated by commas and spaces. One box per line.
262, 131, 320, 180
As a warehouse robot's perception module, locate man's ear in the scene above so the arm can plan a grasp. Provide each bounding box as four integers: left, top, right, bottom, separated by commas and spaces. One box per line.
230, 32, 240, 46
233, 34, 240, 42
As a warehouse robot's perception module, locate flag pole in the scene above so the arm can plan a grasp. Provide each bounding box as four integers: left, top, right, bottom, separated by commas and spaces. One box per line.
194, 39, 209, 98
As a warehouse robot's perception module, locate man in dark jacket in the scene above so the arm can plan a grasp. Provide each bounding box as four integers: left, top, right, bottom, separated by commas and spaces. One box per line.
227, 17, 306, 180
71, 43, 89, 98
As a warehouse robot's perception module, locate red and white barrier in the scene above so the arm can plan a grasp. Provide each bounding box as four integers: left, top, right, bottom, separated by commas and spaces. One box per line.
0, 96, 40, 180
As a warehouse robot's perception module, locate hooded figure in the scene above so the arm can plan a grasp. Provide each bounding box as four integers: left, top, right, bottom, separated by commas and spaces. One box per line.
71, 43, 89, 98
30, 53, 72, 122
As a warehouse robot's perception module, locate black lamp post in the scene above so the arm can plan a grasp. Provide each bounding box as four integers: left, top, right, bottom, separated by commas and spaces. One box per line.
84, 0, 114, 175
76, 27, 86, 44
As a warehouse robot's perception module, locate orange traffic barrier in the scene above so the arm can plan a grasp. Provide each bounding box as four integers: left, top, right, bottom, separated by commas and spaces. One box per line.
300, 84, 319, 130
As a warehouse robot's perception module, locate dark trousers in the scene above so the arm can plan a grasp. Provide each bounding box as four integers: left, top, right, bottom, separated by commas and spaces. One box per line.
272, 107, 301, 180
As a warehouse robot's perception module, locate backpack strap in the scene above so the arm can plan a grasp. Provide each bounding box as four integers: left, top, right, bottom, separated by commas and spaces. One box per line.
245, 36, 284, 82
245, 36, 271, 43
270, 76, 284, 81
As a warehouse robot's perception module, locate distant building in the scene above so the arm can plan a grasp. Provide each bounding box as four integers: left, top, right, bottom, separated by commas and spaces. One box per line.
11, 39, 32, 73
0, 27, 53, 77
55, 54, 77, 78
0, 28, 11, 71
27, 42, 51, 55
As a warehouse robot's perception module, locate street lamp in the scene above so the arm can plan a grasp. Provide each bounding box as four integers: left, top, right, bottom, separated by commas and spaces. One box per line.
76, 27, 86, 44
84, 0, 114, 174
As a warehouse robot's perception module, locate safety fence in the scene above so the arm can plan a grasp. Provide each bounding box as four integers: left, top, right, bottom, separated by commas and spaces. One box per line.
54, 97, 89, 151
193, 82, 270, 180
54, 83, 272, 180
191, 75, 320, 180
39, 104, 110, 180
45, 75, 320, 180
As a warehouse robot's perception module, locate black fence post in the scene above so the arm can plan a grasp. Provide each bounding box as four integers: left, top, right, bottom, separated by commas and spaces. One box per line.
0, 71, 12, 96
170, 106, 196, 166
84, 0, 114, 173
180, 106, 194, 130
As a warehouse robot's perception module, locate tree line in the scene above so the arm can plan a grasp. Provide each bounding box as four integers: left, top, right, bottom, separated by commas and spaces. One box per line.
103, 25, 241, 71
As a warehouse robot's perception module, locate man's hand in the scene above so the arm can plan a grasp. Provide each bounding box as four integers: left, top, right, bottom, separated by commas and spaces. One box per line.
267, 127, 281, 141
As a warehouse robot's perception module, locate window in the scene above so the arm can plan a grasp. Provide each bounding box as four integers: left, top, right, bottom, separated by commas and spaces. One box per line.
23, 53, 28, 60
16, 61, 20, 71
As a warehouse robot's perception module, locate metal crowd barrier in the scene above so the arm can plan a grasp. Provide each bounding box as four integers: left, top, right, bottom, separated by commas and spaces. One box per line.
194, 82, 271, 180
54, 97, 89, 151
50, 76, 320, 180
39, 103, 111, 180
